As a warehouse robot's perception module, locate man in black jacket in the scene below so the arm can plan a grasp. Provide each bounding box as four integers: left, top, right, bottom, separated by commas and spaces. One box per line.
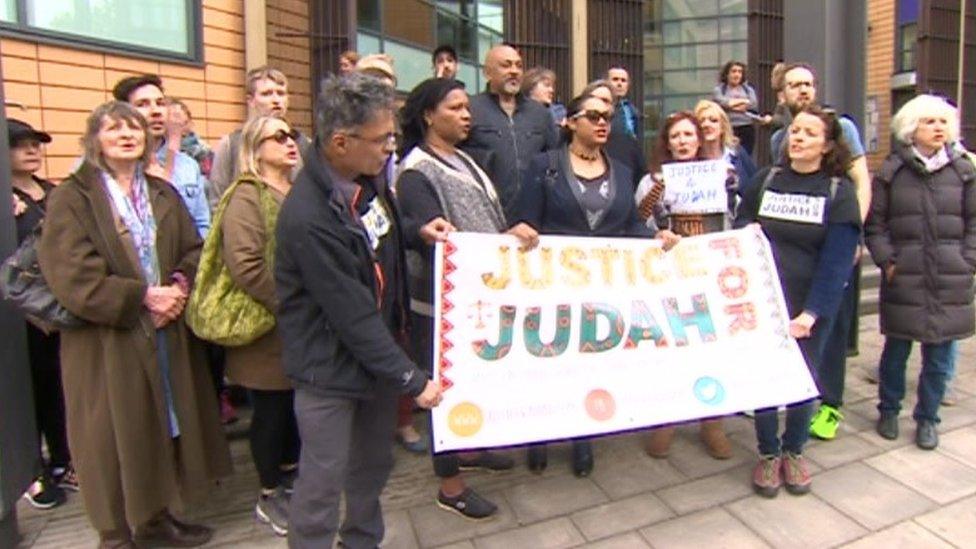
461, 44, 559, 220
275, 73, 441, 549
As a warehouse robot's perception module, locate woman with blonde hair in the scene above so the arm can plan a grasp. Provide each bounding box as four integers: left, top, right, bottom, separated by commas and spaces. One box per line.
866, 94, 976, 450
219, 115, 302, 535
694, 99, 757, 197
38, 101, 231, 548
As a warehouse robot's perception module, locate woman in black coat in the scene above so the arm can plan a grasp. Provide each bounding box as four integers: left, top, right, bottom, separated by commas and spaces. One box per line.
514, 94, 651, 477
865, 94, 976, 450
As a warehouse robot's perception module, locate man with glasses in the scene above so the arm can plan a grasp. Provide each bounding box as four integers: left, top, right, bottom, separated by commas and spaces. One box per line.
275, 73, 442, 549
770, 62, 871, 442
461, 44, 559, 220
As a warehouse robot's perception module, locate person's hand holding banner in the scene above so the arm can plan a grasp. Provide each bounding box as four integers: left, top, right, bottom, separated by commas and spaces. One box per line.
420, 217, 455, 245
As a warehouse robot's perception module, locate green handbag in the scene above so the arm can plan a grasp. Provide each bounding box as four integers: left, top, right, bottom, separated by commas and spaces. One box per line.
186, 174, 278, 346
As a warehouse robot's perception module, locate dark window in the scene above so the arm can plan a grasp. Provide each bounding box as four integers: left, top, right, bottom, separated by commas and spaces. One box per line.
896, 0, 919, 73
0, 0, 201, 63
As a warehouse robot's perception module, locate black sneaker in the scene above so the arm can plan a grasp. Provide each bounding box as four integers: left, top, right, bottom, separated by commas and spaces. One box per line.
436, 488, 498, 520
280, 468, 297, 495
916, 420, 939, 450
877, 411, 899, 440
52, 465, 80, 492
23, 476, 66, 510
457, 451, 514, 472
255, 488, 289, 536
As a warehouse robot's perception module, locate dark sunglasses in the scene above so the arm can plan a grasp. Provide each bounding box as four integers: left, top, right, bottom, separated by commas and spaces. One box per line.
261, 128, 299, 145
572, 109, 612, 123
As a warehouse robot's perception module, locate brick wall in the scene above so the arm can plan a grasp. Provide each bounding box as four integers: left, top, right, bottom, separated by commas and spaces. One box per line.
865, 0, 895, 173
1, 0, 247, 180
266, 0, 312, 136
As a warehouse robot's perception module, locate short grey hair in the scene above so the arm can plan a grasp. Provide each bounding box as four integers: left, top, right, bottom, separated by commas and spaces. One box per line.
891, 94, 960, 145
315, 73, 396, 142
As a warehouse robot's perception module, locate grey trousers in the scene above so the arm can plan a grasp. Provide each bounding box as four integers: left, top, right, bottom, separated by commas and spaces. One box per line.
288, 383, 399, 549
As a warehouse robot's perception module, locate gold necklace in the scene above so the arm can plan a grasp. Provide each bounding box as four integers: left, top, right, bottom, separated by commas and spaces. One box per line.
570, 145, 599, 161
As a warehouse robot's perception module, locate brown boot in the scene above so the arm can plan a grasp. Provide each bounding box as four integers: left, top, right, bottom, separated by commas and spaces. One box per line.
645, 426, 675, 458
98, 529, 136, 549
699, 419, 733, 460
134, 510, 213, 547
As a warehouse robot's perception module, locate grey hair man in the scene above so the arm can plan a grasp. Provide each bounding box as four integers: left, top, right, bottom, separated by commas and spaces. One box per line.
274, 73, 442, 549
208, 66, 311, 205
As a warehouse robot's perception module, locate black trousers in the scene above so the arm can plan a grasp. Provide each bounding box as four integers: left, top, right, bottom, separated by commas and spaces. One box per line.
26, 324, 71, 472
249, 388, 301, 489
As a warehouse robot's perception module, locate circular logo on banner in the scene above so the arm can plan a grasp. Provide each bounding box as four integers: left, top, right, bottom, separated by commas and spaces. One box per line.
584, 389, 616, 421
447, 402, 484, 437
693, 377, 725, 406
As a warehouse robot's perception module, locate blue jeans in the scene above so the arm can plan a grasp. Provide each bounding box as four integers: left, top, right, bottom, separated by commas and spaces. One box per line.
754, 316, 832, 455
816, 270, 858, 407
878, 337, 955, 423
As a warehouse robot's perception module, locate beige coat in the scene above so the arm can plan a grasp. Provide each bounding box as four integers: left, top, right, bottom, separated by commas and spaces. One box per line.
221, 179, 291, 390
37, 162, 232, 533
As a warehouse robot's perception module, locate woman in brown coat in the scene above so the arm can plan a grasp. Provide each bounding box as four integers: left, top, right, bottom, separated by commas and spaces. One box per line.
37, 101, 231, 549
219, 115, 300, 536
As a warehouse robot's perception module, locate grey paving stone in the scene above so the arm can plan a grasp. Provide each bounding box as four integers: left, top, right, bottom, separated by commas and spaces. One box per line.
383, 509, 419, 549
588, 453, 687, 500
866, 445, 976, 504
937, 425, 976, 469
658, 426, 753, 479
581, 531, 651, 548
803, 430, 883, 469
408, 492, 518, 548
654, 465, 753, 515
432, 542, 477, 549
726, 494, 867, 548
838, 521, 954, 549
810, 462, 936, 530
570, 493, 673, 541
936, 403, 976, 431
504, 474, 608, 524
639, 508, 769, 549
914, 494, 976, 548
473, 518, 585, 549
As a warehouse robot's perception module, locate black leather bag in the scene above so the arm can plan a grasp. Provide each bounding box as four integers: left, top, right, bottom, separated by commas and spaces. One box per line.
0, 220, 85, 329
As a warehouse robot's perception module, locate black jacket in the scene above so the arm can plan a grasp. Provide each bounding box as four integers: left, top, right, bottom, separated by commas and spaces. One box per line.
865, 145, 976, 343
274, 149, 427, 399
515, 147, 651, 238
461, 91, 559, 220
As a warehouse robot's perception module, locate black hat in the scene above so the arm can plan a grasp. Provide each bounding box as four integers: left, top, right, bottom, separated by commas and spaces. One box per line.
7, 119, 52, 146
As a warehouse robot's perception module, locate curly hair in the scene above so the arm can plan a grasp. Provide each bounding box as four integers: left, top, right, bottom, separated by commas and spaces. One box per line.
650, 111, 704, 173
783, 105, 852, 177
719, 61, 747, 86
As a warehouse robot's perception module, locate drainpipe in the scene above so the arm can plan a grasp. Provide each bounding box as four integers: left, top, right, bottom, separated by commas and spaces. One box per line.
245, 0, 268, 70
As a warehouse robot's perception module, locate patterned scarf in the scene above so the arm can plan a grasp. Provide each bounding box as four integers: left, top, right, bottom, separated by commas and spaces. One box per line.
102, 166, 160, 285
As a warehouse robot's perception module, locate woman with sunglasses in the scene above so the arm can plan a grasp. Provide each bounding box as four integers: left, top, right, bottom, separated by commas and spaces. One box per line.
217, 116, 301, 536
734, 106, 860, 497
395, 78, 537, 520
515, 93, 650, 477
634, 111, 734, 461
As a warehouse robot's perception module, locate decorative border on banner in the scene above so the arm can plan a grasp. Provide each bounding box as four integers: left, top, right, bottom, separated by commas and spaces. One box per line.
438, 239, 457, 391
750, 228, 791, 346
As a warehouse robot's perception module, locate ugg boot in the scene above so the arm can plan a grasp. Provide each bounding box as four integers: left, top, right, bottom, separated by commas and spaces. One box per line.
644, 426, 676, 458
699, 419, 733, 459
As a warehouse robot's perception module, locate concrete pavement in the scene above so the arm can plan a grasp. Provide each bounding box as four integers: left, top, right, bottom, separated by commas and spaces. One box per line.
15, 314, 976, 548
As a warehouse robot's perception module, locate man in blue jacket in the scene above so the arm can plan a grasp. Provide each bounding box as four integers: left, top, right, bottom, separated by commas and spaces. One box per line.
461, 44, 559, 220
275, 73, 442, 549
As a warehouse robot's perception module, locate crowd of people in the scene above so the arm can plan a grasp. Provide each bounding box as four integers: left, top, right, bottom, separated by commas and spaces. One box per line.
5, 39, 974, 549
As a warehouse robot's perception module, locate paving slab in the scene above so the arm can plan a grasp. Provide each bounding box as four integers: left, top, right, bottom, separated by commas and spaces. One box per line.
658, 427, 754, 479
914, 494, 976, 548
639, 508, 769, 549
838, 521, 955, 549
726, 494, 867, 548
866, 444, 976, 504
587, 453, 687, 500
569, 493, 673, 541
503, 474, 609, 524
654, 465, 753, 515
803, 431, 884, 469
432, 542, 476, 549
581, 531, 651, 548
408, 492, 518, 548
810, 462, 936, 530
384, 509, 420, 549
936, 424, 976, 468
472, 517, 584, 549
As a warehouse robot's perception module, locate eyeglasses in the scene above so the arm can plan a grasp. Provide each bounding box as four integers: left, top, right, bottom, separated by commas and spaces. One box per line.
260, 129, 300, 145
572, 109, 612, 123
347, 132, 398, 146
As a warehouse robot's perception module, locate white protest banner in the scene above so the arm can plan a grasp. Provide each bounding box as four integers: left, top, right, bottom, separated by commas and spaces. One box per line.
662, 158, 727, 214
430, 227, 817, 452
